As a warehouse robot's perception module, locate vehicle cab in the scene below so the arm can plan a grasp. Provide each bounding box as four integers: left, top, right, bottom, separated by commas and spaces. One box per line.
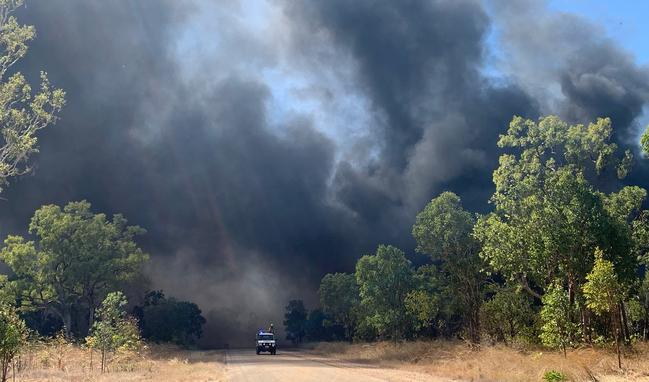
256, 331, 276, 355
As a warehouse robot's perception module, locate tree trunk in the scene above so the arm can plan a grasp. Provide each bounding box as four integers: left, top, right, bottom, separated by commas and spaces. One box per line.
613, 308, 622, 369
615, 328, 621, 369
86, 303, 96, 338
62, 308, 73, 338
619, 301, 630, 345
1, 356, 9, 382
581, 308, 591, 343
639, 297, 648, 340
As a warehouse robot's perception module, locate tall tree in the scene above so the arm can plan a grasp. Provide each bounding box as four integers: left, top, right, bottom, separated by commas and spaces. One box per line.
355, 245, 414, 341
0, 201, 148, 337
0, 0, 65, 193
319, 273, 360, 341
283, 299, 307, 345
412, 192, 484, 342
474, 116, 639, 318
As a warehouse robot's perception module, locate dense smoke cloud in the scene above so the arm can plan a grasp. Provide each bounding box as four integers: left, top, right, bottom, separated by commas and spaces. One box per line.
491, 0, 649, 142
0, 0, 646, 345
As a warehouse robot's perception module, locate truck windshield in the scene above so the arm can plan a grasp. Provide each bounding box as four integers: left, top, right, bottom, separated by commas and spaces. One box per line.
257, 334, 274, 340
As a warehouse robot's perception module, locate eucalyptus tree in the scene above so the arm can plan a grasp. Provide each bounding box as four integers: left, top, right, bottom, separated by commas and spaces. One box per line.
474, 116, 638, 302
355, 245, 414, 340
412, 192, 484, 342
319, 273, 360, 341
0, 201, 148, 337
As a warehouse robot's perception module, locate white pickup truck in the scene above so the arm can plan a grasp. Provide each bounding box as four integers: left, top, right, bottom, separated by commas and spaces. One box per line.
256, 331, 276, 355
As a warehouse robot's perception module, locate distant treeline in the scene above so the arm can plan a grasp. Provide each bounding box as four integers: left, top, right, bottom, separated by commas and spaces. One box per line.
284, 116, 649, 366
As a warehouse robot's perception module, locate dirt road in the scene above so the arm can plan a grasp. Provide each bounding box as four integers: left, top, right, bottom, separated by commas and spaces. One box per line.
224, 349, 451, 382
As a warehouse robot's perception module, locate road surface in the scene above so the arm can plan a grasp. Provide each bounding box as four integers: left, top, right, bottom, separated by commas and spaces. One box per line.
224, 349, 452, 382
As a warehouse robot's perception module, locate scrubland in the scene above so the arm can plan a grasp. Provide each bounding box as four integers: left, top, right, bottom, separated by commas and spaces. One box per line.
312, 341, 649, 382
8, 340, 649, 381
10, 343, 225, 382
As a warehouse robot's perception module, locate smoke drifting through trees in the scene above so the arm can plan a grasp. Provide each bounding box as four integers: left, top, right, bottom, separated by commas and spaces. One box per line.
0, 0, 647, 345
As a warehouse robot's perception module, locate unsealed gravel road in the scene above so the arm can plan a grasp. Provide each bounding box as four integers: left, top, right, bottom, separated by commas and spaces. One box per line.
224, 349, 453, 382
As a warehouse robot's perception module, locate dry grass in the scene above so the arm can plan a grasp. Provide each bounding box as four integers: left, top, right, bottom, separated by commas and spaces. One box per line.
312, 341, 649, 382
11, 343, 226, 381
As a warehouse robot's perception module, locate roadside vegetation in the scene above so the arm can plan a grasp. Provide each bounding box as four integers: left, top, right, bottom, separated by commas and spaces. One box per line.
285, 114, 649, 380
311, 341, 649, 382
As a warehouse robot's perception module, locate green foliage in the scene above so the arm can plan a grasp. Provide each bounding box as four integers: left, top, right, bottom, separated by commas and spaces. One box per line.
0, 0, 65, 193
627, 274, 648, 339
0, 304, 27, 382
412, 192, 484, 342
583, 248, 624, 367
355, 245, 414, 340
480, 286, 536, 344
583, 249, 622, 316
319, 273, 360, 341
540, 281, 578, 354
86, 292, 141, 372
475, 115, 640, 304
543, 370, 567, 382
136, 291, 206, 346
283, 300, 307, 345
0, 201, 149, 338
641, 125, 649, 157
404, 290, 438, 332
303, 114, 649, 350
412, 192, 477, 261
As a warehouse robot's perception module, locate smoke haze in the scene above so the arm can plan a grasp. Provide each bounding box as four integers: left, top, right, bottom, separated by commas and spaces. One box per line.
0, 0, 648, 345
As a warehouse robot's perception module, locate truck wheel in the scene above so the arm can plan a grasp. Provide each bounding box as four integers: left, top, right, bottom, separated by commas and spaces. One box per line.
271, 350, 276, 355
256, 350, 260, 355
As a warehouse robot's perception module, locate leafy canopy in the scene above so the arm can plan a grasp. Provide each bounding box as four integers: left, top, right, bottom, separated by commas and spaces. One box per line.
412, 192, 484, 342
319, 273, 360, 340
355, 244, 414, 339
0, 200, 148, 337
475, 116, 640, 295
137, 290, 206, 346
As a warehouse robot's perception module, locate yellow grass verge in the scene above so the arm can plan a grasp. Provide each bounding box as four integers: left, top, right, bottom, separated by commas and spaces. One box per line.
12, 343, 226, 382
312, 341, 649, 382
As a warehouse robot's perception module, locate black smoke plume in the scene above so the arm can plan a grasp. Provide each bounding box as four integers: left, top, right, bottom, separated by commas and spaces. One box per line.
0, 0, 646, 345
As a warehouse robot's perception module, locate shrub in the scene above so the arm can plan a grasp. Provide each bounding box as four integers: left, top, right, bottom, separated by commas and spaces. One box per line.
543, 370, 567, 381
86, 292, 142, 372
